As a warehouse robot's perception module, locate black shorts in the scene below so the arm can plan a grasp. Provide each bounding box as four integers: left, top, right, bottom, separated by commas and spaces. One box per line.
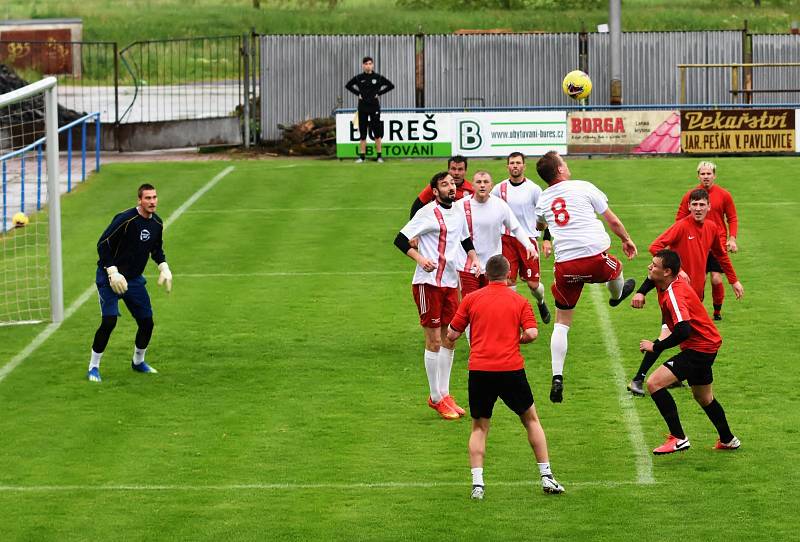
357, 104, 383, 140
706, 252, 723, 273
663, 349, 717, 386
468, 369, 534, 419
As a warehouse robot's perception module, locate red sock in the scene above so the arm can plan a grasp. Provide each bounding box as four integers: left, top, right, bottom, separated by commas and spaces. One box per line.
711, 281, 724, 310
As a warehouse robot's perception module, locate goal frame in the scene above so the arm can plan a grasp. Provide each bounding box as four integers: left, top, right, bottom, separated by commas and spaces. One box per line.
0, 77, 63, 323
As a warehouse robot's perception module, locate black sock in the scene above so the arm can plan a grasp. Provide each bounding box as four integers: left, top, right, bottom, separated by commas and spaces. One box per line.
702, 398, 734, 443
651, 388, 685, 439
359, 153, 366, 160
376, 152, 382, 158
634, 351, 660, 381
713, 303, 722, 313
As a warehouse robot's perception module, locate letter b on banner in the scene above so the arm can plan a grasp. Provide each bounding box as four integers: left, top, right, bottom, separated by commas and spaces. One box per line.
459, 120, 482, 151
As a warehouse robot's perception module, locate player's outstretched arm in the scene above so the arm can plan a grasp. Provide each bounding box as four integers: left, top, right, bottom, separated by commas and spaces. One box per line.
602, 208, 637, 259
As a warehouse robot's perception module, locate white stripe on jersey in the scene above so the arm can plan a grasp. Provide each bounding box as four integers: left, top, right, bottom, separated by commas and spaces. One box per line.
535, 180, 611, 263
491, 178, 543, 239
666, 283, 685, 322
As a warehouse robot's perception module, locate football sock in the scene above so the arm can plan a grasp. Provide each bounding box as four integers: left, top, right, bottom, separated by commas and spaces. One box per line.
550, 323, 569, 377
607, 274, 625, 300
438, 346, 455, 397
508, 284, 517, 292
713, 304, 722, 316
530, 283, 545, 304
712, 281, 725, 307
651, 388, 685, 439
424, 350, 442, 403
702, 399, 734, 443
376, 152, 382, 159
634, 350, 660, 381
465, 324, 471, 344
471, 467, 484, 487
537, 462, 552, 477
359, 153, 366, 160
89, 350, 103, 370
133, 347, 147, 365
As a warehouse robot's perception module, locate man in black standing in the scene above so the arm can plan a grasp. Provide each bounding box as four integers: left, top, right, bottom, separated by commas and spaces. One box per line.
345, 56, 394, 163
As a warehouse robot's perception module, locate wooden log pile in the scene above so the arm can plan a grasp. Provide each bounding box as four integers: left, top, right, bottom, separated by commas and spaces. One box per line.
273, 117, 335, 156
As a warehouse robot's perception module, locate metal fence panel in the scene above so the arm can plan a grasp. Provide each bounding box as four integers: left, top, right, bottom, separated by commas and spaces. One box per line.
589, 31, 742, 105
260, 35, 415, 140
752, 34, 800, 104
424, 33, 579, 108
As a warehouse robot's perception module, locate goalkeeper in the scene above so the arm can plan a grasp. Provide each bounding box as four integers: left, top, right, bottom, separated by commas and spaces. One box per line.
87, 183, 173, 382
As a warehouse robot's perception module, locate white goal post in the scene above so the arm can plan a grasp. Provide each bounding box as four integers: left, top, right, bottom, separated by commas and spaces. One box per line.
0, 77, 63, 324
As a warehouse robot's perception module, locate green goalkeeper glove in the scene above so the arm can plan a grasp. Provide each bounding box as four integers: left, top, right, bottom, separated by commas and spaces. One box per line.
106, 266, 128, 295
157, 262, 173, 293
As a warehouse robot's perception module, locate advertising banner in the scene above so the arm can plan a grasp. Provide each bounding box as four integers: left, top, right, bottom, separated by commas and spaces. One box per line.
680, 109, 795, 154
568, 110, 680, 154
335, 112, 452, 159
450, 111, 567, 157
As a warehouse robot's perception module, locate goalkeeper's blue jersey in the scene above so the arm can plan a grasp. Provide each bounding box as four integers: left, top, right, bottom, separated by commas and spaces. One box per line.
97, 208, 165, 279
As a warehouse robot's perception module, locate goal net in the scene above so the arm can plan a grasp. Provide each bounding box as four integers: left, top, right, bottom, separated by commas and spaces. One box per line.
0, 77, 63, 325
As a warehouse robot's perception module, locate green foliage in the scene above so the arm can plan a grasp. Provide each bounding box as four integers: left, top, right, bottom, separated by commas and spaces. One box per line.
396, 0, 603, 8
0, 156, 799, 540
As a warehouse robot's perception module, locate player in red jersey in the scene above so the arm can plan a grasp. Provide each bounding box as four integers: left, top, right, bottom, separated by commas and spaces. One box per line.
638, 249, 740, 455
448, 255, 564, 498
409, 155, 474, 218
676, 161, 739, 320
627, 189, 743, 396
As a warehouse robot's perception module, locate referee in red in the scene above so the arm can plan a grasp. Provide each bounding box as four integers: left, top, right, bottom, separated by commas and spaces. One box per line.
447, 255, 564, 499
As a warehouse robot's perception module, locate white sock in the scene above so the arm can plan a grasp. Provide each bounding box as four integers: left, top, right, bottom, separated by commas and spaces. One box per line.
133, 346, 146, 365
471, 467, 484, 486
509, 283, 517, 292
551, 323, 570, 377
465, 324, 471, 345
607, 273, 625, 300
424, 349, 442, 402
438, 346, 454, 398
530, 283, 545, 304
537, 462, 552, 477
89, 350, 103, 370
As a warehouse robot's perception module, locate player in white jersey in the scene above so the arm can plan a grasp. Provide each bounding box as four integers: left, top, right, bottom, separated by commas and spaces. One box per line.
395, 171, 481, 420
457, 170, 537, 297
492, 152, 552, 324
534, 151, 638, 403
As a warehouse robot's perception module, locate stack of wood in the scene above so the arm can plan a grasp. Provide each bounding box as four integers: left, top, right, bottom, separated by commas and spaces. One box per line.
274, 117, 335, 156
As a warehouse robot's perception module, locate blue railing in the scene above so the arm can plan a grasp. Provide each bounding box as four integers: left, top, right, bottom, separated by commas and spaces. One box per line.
1, 112, 101, 230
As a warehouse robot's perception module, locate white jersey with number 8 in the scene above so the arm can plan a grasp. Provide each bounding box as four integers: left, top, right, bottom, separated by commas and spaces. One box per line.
535, 180, 611, 263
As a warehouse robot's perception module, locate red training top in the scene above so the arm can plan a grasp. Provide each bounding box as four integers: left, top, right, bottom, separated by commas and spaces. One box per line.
649, 216, 738, 300
417, 179, 475, 204
658, 277, 722, 354
450, 282, 537, 371
676, 184, 738, 238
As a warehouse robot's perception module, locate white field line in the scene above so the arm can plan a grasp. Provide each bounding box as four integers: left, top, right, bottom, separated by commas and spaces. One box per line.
0, 166, 236, 385
0, 479, 653, 493
179, 271, 408, 278
588, 283, 656, 485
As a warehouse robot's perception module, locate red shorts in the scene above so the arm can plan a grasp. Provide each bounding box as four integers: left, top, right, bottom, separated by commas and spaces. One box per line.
502, 236, 539, 282
412, 283, 459, 328
552, 252, 622, 309
459, 271, 489, 297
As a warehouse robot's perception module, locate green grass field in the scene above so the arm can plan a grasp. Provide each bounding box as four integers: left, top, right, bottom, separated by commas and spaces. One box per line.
4, 0, 798, 42
1, 155, 798, 540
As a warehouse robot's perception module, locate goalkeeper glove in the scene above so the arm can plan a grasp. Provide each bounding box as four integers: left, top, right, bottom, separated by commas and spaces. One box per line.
106, 266, 128, 295
157, 262, 173, 293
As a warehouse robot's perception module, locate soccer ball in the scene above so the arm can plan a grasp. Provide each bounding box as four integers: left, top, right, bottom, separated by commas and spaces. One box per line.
562, 70, 592, 100
12, 212, 29, 228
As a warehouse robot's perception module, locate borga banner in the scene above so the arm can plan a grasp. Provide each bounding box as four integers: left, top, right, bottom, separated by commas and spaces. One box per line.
568, 111, 680, 154
335, 112, 452, 159
451, 111, 567, 157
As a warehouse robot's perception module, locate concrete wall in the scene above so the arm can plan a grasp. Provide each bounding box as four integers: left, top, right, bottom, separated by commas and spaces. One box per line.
88, 117, 242, 151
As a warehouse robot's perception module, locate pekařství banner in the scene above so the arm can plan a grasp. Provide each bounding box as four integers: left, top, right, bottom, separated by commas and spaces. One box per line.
335, 111, 568, 158
680, 109, 795, 154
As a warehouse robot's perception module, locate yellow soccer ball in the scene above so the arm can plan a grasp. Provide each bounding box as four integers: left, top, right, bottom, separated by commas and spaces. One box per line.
562, 70, 592, 100
12, 212, 29, 228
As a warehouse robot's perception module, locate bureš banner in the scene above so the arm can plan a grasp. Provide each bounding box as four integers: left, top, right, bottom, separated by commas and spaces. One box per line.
335, 112, 452, 158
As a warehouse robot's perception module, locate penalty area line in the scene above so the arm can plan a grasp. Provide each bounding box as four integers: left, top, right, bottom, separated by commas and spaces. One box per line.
588, 283, 655, 485
0, 479, 654, 493
0, 166, 236, 386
